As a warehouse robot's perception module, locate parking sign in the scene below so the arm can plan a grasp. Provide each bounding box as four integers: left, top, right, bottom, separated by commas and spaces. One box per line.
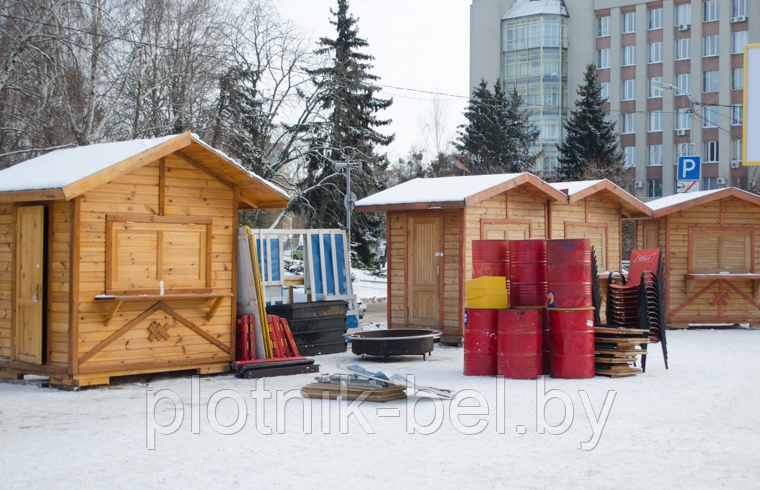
678, 156, 701, 180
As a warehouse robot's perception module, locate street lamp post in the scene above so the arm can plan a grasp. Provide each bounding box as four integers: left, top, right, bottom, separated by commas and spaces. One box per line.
651, 79, 699, 153
333, 161, 362, 239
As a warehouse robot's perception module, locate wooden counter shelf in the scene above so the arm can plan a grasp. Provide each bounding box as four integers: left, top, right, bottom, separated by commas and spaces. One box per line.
95, 293, 234, 325
684, 273, 760, 297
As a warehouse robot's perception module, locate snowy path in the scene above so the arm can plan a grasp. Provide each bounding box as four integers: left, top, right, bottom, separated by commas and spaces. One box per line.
1, 329, 759, 489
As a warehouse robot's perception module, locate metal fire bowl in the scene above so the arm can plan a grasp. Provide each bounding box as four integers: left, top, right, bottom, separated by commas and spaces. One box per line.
346, 328, 441, 360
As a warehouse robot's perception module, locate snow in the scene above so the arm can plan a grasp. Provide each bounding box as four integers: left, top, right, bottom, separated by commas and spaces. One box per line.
356, 173, 526, 207
0, 135, 176, 192
548, 180, 604, 196
351, 268, 388, 303
646, 188, 725, 211
2, 329, 760, 488
502, 0, 569, 20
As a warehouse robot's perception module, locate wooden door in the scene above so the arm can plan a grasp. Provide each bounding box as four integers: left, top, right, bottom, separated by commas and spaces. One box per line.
408, 216, 441, 327
15, 206, 44, 364
643, 222, 659, 249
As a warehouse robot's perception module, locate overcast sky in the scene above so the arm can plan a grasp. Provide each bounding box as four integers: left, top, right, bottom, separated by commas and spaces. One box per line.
274, 0, 471, 163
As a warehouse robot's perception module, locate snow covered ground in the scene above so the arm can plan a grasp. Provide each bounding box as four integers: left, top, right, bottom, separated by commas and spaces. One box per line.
351, 267, 387, 303
1, 329, 759, 489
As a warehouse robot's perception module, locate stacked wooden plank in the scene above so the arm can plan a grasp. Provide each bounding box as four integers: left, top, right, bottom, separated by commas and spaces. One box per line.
594, 326, 649, 377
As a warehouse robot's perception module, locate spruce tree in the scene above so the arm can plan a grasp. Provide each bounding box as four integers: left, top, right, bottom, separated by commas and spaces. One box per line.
454, 80, 538, 174
295, 0, 393, 266
557, 64, 624, 181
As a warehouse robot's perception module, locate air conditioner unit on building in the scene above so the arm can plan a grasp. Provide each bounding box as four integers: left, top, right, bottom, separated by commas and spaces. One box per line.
676, 129, 687, 136
678, 23, 689, 31
731, 160, 741, 168
634, 180, 644, 189
738, 15, 747, 22
730, 17, 739, 23
717, 177, 727, 186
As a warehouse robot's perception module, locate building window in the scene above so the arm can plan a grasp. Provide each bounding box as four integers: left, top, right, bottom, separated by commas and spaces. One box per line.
648, 179, 663, 198
622, 12, 636, 33
703, 106, 719, 128
599, 82, 610, 100
648, 145, 663, 166
703, 35, 719, 57
702, 177, 719, 190
732, 139, 743, 161
677, 143, 691, 157
649, 42, 663, 63
732, 68, 744, 90
649, 111, 663, 132
733, 0, 748, 18
622, 113, 636, 133
677, 73, 691, 95
690, 228, 752, 273
624, 146, 636, 168
597, 16, 610, 37
704, 141, 719, 162
733, 31, 748, 54
622, 45, 636, 66
677, 109, 692, 130
732, 105, 743, 126
703, 71, 719, 93
622, 79, 636, 100
675, 38, 691, 60
649, 8, 663, 30
675, 4, 692, 26
704, 1, 719, 22
649, 77, 663, 98
597, 48, 610, 69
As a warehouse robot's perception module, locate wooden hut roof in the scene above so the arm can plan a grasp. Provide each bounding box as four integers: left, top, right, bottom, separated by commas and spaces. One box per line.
647, 187, 760, 218
355, 173, 568, 212
0, 132, 289, 209
549, 179, 652, 218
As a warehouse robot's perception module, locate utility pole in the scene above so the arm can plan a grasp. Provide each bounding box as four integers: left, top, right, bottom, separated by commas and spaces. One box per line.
334, 161, 362, 239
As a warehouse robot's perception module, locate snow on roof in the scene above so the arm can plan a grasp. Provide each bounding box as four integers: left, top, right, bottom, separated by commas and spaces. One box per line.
0, 135, 177, 192
503, 0, 568, 20
356, 173, 526, 207
646, 188, 725, 211
548, 180, 604, 196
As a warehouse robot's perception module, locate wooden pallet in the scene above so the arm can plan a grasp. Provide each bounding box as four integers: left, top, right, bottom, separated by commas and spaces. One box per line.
594, 326, 648, 377
300, 382, 407, 402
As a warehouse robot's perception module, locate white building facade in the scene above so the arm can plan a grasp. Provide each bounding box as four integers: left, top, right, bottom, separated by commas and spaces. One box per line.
470, 0, 760, 198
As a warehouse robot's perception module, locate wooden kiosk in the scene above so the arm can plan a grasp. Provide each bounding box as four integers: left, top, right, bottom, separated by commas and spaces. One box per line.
355, 173, 567, 343
643, 188, 760, 328
0, 132, 288, 386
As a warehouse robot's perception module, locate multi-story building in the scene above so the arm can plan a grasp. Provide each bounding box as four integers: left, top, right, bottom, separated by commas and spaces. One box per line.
470, 0, 759, 198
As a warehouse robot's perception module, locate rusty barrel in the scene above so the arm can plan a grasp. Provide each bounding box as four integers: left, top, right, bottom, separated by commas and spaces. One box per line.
472, 240, 509, 279
463, 308, 498, 376
546, 239, 592, 308
497, 309, 542, 379
548, 308, 595, 379
509, 239, 547, 307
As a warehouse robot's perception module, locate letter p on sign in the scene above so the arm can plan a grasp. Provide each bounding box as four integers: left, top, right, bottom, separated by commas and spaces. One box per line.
678, 156, 701, 180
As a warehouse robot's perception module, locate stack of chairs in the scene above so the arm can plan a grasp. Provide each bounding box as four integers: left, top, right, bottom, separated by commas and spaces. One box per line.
606, 248, 669, 372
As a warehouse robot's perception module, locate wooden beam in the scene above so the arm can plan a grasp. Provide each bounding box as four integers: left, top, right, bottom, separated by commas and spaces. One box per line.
10, 204, 16, 362
107, 214, 212, 224
356, 201, 464, 213
0, 189, 66, 203
159, 157, 166, 216
79, 302, 163, 365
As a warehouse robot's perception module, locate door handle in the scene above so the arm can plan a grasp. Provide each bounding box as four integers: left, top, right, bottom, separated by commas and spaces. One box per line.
31, 283, 40, 302
436, 265, 439, 276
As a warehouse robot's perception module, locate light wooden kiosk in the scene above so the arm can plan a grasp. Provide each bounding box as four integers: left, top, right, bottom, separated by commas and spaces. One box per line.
0, 132, 288, 387
355, 173, 567, 344
643, 188, 760, 328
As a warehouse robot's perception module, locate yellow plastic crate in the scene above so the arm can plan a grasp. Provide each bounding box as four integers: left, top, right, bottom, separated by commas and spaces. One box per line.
466, 276, 506, 290
466, 293, 508, 309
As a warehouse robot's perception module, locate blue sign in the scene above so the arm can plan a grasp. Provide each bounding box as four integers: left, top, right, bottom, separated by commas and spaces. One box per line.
678, 156, 701, 180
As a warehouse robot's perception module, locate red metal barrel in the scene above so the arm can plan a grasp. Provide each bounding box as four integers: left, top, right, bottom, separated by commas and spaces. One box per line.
497, 309, 542, 379
546, 239, 592, 308
509, 240, 547, 307
548, 308, 595, 379
472, 240, 509, 279
463, 308, 498, 376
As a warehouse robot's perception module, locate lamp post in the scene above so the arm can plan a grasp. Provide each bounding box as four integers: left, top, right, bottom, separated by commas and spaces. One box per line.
333, 161, 362, 239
